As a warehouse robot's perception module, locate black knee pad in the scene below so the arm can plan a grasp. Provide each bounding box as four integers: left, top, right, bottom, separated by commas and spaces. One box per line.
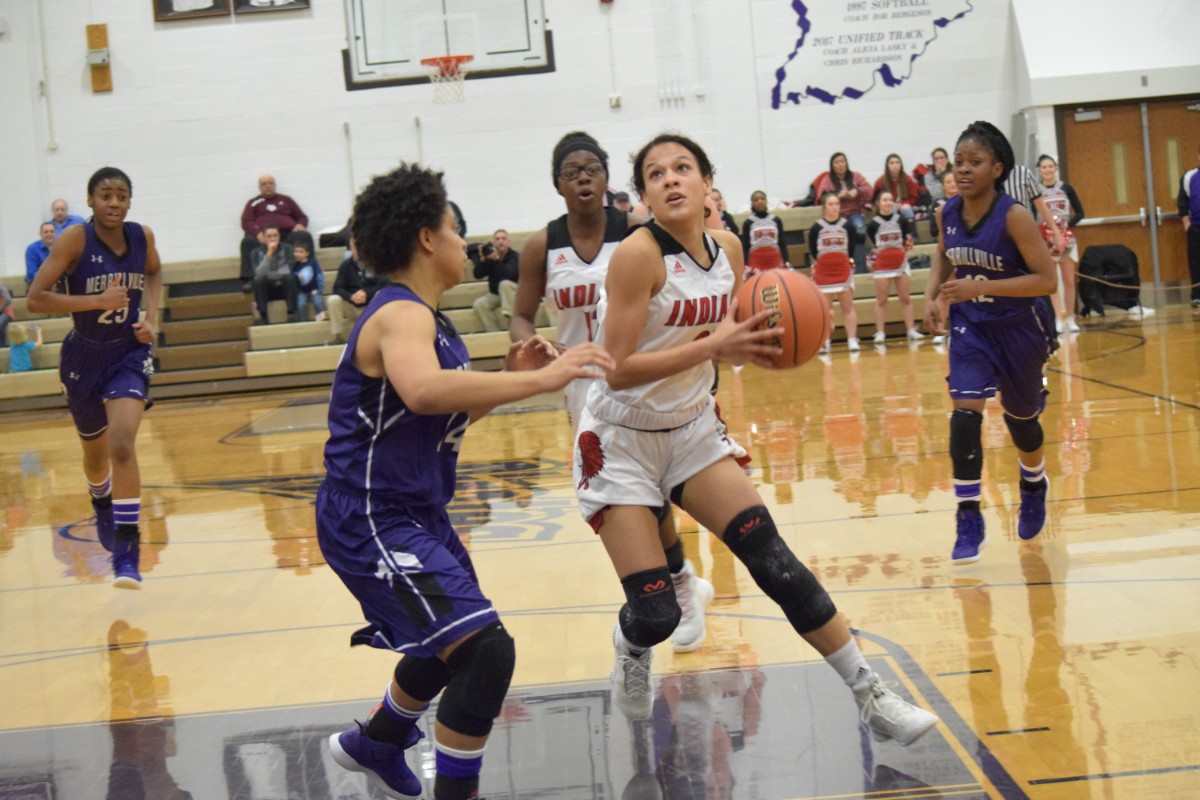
619, 567, 681, 649
949, 408, 983, 481
435, 623, 515, 738
723, 506, 837, 635
393, 655, 453, 704
1003, 412, 1044, 453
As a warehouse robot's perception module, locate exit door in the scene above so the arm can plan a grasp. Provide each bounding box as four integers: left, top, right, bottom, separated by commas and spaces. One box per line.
1058, 96, 1197, 299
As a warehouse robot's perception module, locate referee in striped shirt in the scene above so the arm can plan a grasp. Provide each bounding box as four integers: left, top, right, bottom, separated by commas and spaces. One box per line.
1006, 163, 1065, 257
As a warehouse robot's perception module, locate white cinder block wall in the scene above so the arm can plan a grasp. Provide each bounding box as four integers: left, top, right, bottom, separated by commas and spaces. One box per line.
1, 0, 1195, 276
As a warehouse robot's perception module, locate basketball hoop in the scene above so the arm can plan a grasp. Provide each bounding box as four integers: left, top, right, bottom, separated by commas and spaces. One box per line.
421, 55, 473, 104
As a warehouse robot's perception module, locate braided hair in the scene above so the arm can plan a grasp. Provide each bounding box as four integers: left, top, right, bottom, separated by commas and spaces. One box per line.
955, 121, 1013, 192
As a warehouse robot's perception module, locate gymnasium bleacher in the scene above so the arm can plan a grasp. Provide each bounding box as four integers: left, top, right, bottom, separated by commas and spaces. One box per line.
0, 206, 937, 412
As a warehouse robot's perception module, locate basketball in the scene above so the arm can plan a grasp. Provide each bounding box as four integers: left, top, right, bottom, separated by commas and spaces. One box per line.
735, 270, 831, 369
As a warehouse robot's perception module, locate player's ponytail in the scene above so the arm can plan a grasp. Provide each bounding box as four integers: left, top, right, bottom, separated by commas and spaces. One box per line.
956, 121, 1013, 192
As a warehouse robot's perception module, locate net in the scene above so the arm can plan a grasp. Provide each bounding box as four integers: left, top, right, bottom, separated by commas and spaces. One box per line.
421, 55, 473, 104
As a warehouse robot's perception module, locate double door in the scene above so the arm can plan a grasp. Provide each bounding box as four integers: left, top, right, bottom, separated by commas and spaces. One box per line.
1059, 96, 1197, 297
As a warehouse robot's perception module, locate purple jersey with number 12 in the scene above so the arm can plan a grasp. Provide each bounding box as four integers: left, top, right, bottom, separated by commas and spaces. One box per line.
941, 194, 1033, 324
65, 222, 148, 342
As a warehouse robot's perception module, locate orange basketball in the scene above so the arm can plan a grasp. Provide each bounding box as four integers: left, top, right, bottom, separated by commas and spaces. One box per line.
735, 269, 831, 369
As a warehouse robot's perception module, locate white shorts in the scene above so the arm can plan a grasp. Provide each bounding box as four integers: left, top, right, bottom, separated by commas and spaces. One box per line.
573, 397, 741, 525
564, 378, 590, 431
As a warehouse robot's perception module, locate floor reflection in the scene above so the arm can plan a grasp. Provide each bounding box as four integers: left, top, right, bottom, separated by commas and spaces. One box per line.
1, 657, 988, 800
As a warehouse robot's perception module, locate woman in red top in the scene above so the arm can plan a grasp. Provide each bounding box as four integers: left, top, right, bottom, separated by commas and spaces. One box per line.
874, 153, 921, 221
812, 153, 873, 272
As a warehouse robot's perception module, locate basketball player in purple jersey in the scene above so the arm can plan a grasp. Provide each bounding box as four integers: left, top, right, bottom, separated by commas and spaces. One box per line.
923, 122, 1058, 565
577, 133, 937, 746
316, 163, 612, 800
27, 167, 162, 588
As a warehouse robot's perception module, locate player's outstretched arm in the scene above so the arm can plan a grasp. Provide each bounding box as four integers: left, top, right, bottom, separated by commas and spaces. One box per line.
509, 229, 551, 345
468, 336, 613, 422
372, 302, 612, 417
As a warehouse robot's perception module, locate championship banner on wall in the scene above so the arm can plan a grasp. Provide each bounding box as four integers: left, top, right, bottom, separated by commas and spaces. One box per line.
772, 0, 974, 107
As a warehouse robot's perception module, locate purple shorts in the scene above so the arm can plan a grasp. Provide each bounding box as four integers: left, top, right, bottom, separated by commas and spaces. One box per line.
316, 479, 499, 659
946, 303, 1052, 419
59, 331, 154, 440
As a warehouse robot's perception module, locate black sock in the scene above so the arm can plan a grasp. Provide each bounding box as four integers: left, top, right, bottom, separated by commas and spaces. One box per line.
93, 495, 113, 510
1019, 478, 1046, 494
664, 539, 685, 574
434, 774, 479, 800
364, 706, 412, 746
115, 524, 139, 543
958, 500, 980, 513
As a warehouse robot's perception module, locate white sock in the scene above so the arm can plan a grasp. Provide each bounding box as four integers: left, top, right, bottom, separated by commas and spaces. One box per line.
825, 638, 875, 689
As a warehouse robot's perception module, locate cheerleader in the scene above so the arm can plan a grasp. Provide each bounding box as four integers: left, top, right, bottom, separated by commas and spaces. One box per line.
808, 192, 860, 353
740, 190, 789, 276
1036, 155, 1085, 333
866, 190, 921, 344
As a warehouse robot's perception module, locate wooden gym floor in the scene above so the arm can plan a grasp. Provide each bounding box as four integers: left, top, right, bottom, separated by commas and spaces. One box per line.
1, 306, 1198, 799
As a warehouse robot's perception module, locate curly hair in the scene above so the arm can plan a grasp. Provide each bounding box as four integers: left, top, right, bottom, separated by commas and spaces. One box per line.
87, 167, 132, 197
631, 133, 714, 199
956, 121, 1014, 192
350, 163, 447, 275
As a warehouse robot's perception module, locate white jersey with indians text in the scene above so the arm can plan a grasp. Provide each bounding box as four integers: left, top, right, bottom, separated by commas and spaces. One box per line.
545, 208, 627, 347
544, 208, 627, 423
587, 222, 734, 431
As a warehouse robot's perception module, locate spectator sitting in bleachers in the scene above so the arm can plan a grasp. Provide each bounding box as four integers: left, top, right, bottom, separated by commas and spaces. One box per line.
0, 284, 13, 346
25, 222, 56, 291
813, 153, 873, 272
710, 188, 739, 233
929, 171, 958, 240
874, 154, 922, 221
251, 226, 299, 325
7, 323, 42, 372
239, 174, 308, 289
472, 229, 520, 332
328, 241, 387, 343
289, 231, 326, 322
49, 199, 86, 236
918, 147, 952, 208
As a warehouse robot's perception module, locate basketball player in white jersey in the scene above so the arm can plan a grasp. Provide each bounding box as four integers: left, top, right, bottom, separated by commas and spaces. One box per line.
510, 131, 716, 655
574, 133, 939, 748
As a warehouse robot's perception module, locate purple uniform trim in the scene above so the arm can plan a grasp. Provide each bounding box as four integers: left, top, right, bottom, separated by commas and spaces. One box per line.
65, 223, 148, 343
59, 332, 154, 439
318, 283, 495, 657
